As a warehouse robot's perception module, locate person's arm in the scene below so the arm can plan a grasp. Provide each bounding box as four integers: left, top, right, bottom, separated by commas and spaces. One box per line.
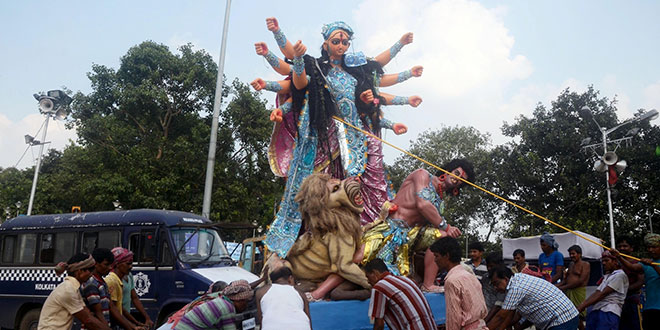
373, 318, 385, 330
641, 258, 660, 276
254, 42, 292, 76
130, 289, 153, 328
611, 249, 643, 273
296, 287, 312, 328
487, 309, 515, 330
88, 302, 106, 324
551, 254, 565, 283
484, 305, 501, 323
250, 265, 270, 289
379, 92, 423, 107
266, 17, 295, 60
291, 41, 308, 90
374, 32, 413, 67
74, 307, 112, 330
255, 285, 268, 325
377, 66, 423, 87
577, 286, 615, 312
108, 300, 139, 330
629, 271, 645, 293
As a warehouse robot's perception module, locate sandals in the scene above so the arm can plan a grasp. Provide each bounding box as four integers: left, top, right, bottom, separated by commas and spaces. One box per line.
421, 284, 444, 293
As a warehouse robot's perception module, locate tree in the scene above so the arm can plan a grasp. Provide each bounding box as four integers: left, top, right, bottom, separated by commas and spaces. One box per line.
493, 86, 660, 245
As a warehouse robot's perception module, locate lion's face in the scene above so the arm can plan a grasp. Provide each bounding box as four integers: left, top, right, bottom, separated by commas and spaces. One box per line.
327, 176, 364, 214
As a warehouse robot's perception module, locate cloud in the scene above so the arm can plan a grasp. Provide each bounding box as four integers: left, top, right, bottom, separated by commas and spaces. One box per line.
348, 0, 532, 160
642, 81, 660, 111
0, 114, 77, 170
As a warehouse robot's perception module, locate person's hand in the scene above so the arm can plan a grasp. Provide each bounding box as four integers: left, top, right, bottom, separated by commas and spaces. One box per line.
360, 90, 374, 104
250, 78, 266, 91
293, 40, 306, 57
446, 225, 461, 238
144, 318, 154, 329
408, 95, 422, 107
266, 17, 280, 32
393, 123, 407, 135
640, 258, 653, 266
270, 108, 283, 122
261, 264, 270, 280
609, 249, 621, 259
411, 65, 423, 77
255, 42, 269, 56
400, 32, 413, 45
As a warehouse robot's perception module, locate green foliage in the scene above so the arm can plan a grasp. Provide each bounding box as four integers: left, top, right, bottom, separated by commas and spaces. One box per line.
1, 41, 282, 227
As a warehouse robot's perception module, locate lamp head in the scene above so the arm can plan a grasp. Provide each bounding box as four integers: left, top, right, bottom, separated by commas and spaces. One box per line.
24, 135, 35, 145
579, 106, 593, 120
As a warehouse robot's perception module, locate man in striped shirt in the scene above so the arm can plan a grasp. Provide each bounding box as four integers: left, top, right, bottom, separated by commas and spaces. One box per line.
487, 265, 579, 330
174, 280, 253, 330
365, 258, 436, 330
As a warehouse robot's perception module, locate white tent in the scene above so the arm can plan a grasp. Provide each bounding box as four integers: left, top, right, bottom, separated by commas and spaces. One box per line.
502, 231, 605, 260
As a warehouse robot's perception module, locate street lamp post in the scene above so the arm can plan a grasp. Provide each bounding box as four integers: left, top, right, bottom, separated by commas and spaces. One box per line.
580, 106, 658, 248
27, 90, 72, 215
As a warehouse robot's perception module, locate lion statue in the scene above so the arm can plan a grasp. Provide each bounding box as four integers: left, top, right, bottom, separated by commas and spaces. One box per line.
270, 173, 371, 301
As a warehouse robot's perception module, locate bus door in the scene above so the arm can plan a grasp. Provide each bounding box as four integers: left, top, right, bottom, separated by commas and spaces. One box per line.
127, 227, 160, 318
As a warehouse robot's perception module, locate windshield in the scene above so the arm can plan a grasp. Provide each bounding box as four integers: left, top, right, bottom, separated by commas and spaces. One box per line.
171, 228, 230, 264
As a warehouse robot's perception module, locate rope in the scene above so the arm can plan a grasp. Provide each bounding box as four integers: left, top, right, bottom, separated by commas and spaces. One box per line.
332, 115, 658, 265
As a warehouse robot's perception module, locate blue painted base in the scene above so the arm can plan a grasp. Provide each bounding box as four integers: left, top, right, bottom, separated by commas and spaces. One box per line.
309, 293, 446, 330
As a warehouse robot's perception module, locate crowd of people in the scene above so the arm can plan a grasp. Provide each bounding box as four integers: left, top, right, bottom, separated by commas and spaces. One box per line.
35, 232, 660, 330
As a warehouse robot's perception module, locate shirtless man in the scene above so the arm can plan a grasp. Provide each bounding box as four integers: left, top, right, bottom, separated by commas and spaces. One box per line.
556, 245, 590, 330
359, 159, 474, 292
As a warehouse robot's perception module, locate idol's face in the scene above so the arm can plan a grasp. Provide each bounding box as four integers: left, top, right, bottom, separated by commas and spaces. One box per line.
443, 167, 468, 191
325, 30, 350, 59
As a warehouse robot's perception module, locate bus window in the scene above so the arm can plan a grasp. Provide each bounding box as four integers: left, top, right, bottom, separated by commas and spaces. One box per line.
161, 239, 174, 265
82, 231, 121, 254
40, 232, 76, 264
2, 236, 16, 263
16, 234, 37, 264
129, 230, 156, 265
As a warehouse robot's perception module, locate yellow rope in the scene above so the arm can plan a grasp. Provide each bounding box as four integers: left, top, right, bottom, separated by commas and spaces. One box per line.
333, 115, 658, 265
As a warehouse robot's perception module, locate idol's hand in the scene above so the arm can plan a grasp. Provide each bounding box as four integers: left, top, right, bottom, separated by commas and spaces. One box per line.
250, 78, 266, 91
393, 123, 408, 135
400, 32, 413, 45
411, 65, 423, 77
360, 90, 374, 104
293, 40, 307, 57
446, 225, 461, 238
409, 95, 423, 107
255, 42, 269, 56
266, 17, 280, 32
270, 108, 283, 122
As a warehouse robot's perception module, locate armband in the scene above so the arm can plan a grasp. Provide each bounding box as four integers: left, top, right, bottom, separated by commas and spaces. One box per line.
389, 40, 403, 60
273, 29, 287, 48
293, 56, 305, 75
380, 118, 394, 130
396, 70, 412, 83
264, 81, 282, 93
392, 96, 408, 105
281, 101, 292, 114
264, 50, 280, 69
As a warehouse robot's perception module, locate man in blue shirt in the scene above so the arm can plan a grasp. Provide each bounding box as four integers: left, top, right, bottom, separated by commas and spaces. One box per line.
613, 233, 660, 330
539, 232, 565, 283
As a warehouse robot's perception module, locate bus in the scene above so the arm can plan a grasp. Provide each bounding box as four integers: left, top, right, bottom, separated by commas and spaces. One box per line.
0, 209, 258, 330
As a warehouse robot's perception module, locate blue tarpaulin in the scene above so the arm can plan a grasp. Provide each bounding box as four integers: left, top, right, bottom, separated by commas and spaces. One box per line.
309, 293, 446, 329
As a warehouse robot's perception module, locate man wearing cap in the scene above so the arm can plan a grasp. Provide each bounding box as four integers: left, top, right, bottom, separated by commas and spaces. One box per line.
577, 251, 628, 330
104, 247, 139, 323
174, 280, 254, 330
38, 253, 111, 330
612, 233, 660, 329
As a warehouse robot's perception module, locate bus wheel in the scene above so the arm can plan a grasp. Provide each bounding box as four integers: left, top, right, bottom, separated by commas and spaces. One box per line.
19, 309, 40, 330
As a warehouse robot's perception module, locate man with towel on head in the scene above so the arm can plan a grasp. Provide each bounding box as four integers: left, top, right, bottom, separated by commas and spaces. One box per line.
38, 253, 111, 330
539, 232, 565, 283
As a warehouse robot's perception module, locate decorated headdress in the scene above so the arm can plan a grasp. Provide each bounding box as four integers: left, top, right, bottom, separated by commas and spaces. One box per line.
321, 21, 354, 40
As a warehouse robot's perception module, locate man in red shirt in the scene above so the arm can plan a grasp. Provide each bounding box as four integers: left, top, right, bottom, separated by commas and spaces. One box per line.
365, 258, 436, 330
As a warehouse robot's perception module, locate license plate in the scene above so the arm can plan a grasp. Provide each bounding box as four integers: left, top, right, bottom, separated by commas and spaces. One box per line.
242, 317, 256, 330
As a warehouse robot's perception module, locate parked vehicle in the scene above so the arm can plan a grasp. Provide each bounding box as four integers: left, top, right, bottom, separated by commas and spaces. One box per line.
239, 236, 266, 275
0, 209, 258, 330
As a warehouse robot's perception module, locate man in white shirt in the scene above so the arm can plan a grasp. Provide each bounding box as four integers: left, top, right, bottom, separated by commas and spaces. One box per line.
578, 250, 629, 330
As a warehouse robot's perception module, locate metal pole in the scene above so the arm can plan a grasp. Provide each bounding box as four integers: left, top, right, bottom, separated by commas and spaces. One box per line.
649, 209, 654, 234
202, 0, 232, 219
602, 128, 615, 248
27, 115, 50, 215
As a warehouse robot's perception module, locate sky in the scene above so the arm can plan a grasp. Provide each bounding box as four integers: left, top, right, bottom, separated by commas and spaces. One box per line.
1, 0, 659, 171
